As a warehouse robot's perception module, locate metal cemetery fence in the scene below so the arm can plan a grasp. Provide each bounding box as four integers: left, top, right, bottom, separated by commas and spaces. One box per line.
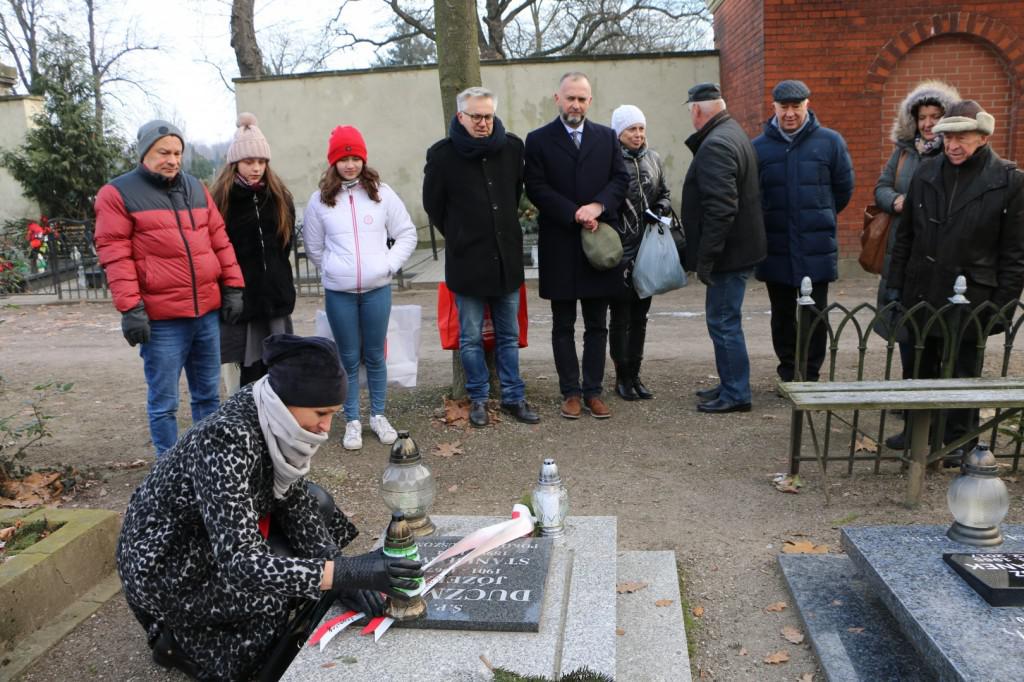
790, 276, 1024, 473
2, 219, 110, 300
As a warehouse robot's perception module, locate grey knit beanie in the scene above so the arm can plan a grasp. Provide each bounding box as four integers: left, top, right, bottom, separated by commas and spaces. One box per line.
137, 120, 184, 162
226, 112, 272, 163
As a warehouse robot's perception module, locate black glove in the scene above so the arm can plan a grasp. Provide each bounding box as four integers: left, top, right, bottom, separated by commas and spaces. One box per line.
331, 548, 423, 600
335, 587, 386, 617
121, 302, 150, 346
220, 287, 244, 325
884, 287, 901, 305
697, 263, 713, 287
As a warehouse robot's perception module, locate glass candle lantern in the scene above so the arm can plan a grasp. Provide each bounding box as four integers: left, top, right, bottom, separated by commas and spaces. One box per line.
380, 431, 436, 536
947, 442, 1009, 547
531, 458, 569, 537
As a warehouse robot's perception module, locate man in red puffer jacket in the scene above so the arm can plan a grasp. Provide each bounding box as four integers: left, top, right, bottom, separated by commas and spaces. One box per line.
95, 120, 245, 456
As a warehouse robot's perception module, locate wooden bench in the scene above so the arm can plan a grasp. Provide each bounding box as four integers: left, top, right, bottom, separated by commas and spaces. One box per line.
777, 377, 1024, 507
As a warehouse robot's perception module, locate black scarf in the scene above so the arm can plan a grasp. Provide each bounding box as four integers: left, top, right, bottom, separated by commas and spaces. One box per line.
448, 114, 507, 159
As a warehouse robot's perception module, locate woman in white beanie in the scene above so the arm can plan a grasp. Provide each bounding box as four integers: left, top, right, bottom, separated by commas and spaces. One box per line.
210, 113, 298, 389
608, 104, 673, 401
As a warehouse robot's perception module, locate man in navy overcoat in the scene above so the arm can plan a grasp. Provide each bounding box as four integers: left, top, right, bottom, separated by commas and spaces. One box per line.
525, 72, 629, 420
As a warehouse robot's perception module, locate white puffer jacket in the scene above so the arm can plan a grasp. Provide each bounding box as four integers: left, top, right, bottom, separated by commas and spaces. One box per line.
303, 182, 417, 293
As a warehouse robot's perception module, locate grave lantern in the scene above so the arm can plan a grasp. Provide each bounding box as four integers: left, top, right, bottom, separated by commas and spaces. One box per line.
947, 442, 1009, 547
380, 431, 436, 536
531, 458, 568, 537
382, 512, 427, 621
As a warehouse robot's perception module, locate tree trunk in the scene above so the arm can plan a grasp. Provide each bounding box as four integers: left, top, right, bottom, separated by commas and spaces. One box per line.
230, 0, 264, 78
84, 0, 103, 126
434, 0, 484, 399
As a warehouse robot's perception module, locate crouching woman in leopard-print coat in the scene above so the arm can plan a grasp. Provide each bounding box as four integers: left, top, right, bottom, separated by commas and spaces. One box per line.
116, 334, 423, 681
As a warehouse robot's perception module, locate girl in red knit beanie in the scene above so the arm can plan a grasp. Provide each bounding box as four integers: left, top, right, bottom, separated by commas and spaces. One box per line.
303, 125, 418, 451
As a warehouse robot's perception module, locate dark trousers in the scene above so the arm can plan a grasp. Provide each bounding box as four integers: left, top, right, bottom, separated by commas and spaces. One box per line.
917, 336, 983, 445
609, 291, 652, 377
551, 298, 609, 399
766, 280, 829, 381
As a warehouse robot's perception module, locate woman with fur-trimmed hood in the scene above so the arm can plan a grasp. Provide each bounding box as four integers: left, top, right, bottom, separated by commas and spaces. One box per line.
873, 80, 958, 449
872, 82, 959, 348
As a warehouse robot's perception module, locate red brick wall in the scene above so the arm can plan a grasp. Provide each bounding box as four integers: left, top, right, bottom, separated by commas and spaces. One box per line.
713, 1, 1024, 258
712, 0, 764, 137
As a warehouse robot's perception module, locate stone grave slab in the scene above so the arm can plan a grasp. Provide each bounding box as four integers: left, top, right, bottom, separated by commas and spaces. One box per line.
397, 535, 553, 632
282, 515, 616, 681
779, 554, 930, 681
842, 524, 1024, 682
944, 553, 1024, 607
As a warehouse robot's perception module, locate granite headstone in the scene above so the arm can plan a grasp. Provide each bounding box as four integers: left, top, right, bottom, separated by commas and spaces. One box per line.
397, 535, 553, 632
842, 525, 1024, 681
944, 552, 1024, 607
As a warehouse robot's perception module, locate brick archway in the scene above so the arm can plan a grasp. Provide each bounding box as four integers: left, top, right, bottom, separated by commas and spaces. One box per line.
866, 12, 1024, 92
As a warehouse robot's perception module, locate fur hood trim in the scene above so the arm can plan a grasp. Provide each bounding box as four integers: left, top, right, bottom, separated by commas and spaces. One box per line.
890, 80, 960, 143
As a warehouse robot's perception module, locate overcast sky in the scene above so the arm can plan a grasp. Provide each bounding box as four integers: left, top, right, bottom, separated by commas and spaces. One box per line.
69, 0, 388, 145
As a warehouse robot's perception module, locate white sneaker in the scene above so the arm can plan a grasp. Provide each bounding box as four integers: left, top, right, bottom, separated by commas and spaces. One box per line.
342, 420, 362, 450
369, 414, 398, 445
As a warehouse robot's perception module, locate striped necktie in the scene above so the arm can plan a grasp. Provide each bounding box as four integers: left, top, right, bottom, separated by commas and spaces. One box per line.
572, 130, 581, 148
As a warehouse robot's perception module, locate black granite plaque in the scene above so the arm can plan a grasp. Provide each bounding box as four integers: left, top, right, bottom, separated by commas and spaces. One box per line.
396, 535, 553, 632
944, 553, 1024, 607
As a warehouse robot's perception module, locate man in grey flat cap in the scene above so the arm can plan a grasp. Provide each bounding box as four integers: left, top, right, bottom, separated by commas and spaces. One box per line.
753, 79, 854, 382
680, 82, 766, 413
94, 120, 245, 456
888, 100, 1024, 464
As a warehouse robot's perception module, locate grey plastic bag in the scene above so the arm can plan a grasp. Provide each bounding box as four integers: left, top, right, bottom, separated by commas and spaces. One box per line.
632, 217, 687, 299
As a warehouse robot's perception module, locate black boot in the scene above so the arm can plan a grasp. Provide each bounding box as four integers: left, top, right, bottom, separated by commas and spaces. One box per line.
615, 363, 639, 401
631, 359, 653, 399
152, 627, 200, 678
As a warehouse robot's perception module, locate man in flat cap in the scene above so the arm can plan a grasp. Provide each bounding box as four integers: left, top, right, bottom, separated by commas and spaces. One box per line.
753, 79, 854, 382
95, 119, 245, 456
680, 83, 766, 413
888, 100, 1024, 463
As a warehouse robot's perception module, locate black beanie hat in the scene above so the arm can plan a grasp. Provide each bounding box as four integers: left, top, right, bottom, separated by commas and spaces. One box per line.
262, 334, 347, 407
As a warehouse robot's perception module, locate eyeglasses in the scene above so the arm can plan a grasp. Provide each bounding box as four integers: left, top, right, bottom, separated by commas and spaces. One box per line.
463, 113, 494, 123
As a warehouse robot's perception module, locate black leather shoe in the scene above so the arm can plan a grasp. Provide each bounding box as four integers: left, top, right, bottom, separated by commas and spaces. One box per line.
615, 379, 639, 401
695, 386, 721, 401
633, 377, 653, 400
469, 401, 488, 428
697, 398, 751, 414
500, 400, 540, 424
885, 431, 906, 450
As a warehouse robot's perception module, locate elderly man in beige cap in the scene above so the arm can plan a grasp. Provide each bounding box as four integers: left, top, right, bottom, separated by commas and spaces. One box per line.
888, 99, 1024, 465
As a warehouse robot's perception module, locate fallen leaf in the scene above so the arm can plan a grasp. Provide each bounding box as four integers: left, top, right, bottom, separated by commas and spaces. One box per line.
446, 484, 459, 493
615, 627, 625, 636
691, 605, 704, 617
765, 601, 788, 612
615, 581, 649, 594
763, 650, 790, 665
0, 526, 15, 542
782, 540, 829, 554
847, 626, 865, 634
440, 397, 470, 426
781, 626, 805, 644
655, 599, 674, 607
104, 459, 147, 471
433, 441, 464, 458
320, 662, 336, 669
772, 473, 804, 494
800, 674, 815, 682
854, 435, 878, 453
738, 647, 748, 656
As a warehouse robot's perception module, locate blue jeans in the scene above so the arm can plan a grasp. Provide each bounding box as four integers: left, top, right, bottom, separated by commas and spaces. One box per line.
325, 286, 391, 421
456, 291, 525, 404
140, 311, 221, 456
705, 269, 752, 404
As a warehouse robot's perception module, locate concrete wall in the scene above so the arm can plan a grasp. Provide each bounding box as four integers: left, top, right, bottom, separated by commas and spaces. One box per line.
235, 53, 719, 228
0, 95, 42, 224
